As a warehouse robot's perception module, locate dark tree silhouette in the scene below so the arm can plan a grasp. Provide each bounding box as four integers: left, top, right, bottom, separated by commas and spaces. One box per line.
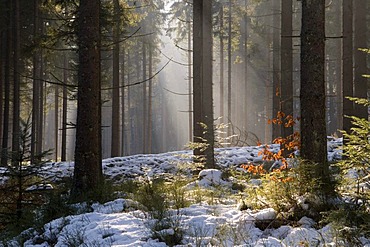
1, 0, 11, 167
300, 0, 333, 195
342, 0, 353, 138
353, 0, 367, 119
70, 0, 103, 202
280, 0, 293, 138
193, 0, 215, 168
12, 0, 21, 164
111, 0, 121, 157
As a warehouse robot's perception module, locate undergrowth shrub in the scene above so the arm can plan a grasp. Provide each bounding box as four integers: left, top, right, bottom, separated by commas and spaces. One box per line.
149, 213, 184, 247
0, 118, 52, 239
323, 205, 370, 246
186, 120, 237, 170
37, 185, 76, 227
242, 111, 337, 222
134, 178, 185, 246
113, 179, 140, 198
213, 220, 254, 246
244, 161, 326, 221
135, 178, 169, 219
322, 97, 370, 243
165, 179, 191, 210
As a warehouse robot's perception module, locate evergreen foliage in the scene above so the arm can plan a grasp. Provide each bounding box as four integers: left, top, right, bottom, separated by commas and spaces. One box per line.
322, 98, 370, 242
339, 97, 370, 206
0, 117, 52, 238
133, 178, 185, 246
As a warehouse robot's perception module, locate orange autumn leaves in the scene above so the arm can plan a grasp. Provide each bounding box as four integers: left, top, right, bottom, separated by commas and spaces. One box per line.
267, 111, 300, 128
242, 111, 300, 183
241, 163, 266, 175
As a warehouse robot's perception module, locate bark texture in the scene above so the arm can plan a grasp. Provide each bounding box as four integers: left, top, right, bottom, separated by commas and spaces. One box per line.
272, 0, 281, 140
71, 0, 103, 202
280, 0, 293, 137
342, 0, 353, 137
111, 0, 120, 157
193, 0, 215, 168
353, 0, 367, 119
300, 0, 332, 193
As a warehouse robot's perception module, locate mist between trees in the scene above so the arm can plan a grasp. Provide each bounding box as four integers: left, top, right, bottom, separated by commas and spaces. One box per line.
0, 0, 368, 163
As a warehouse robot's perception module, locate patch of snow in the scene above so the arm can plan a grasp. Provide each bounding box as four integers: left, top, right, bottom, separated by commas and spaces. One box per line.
271, 225, 293, 239
298, 216, 316, 228
297, 195, 310, 210
255, 236, 282, 247
283, 227, 323, 247
198, 169, 228, 187
251, 208, 277, 221
25, 183, 54, 191
91, 199, 126, 214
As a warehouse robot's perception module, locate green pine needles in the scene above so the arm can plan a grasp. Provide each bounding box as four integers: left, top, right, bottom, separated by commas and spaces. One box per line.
339, 97, 370, 206
322, 97, 370, 243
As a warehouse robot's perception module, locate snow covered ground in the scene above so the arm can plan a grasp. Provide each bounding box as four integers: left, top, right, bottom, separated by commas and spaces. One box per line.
4, 138, 365, 247
35, 137, 341, 184
15, 199, 349, 247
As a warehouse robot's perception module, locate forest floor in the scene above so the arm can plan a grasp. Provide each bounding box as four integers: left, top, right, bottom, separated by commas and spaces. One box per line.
5, 138, 370, 246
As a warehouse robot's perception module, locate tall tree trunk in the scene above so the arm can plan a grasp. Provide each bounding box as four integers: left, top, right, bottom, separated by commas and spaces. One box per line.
188, 20, 193, 143
147, 45, 153, 154
0, 31, 4, 148
15, 0, 24, 216
353, 0, 367, 119
12, 0, 21, 163
193, 0, 215, 168
135, 50, 141, 153
61, 54, 68, 162
202, 0, 215, 167
334, 1, 342, 133
36, 12, 45, 158
342, 0, 353, 137
1, 0, 11, 167
300, 0, 332, 194
37, 51, 44, 156
281, 0, 293, 137
219, 5, 224, 122
227, 0, 232, 138
31, 0, 40, 163
162, 97, 167, 152
54, 85, 59, 161
243, 0, 248, 134
111, 0, 120, 157
34, 7, 44, 158
193, 0, 203, 158
265, 6, 272, 144
142, 42, 147, 154
272, 0, 281, 140
127, 51, 131, 155
121, 47, 125, 156
70, 0, 103, 202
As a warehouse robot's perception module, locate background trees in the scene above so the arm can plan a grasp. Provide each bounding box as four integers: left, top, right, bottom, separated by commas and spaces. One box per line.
0, 0, 368, 195
0, 1, 369, 241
